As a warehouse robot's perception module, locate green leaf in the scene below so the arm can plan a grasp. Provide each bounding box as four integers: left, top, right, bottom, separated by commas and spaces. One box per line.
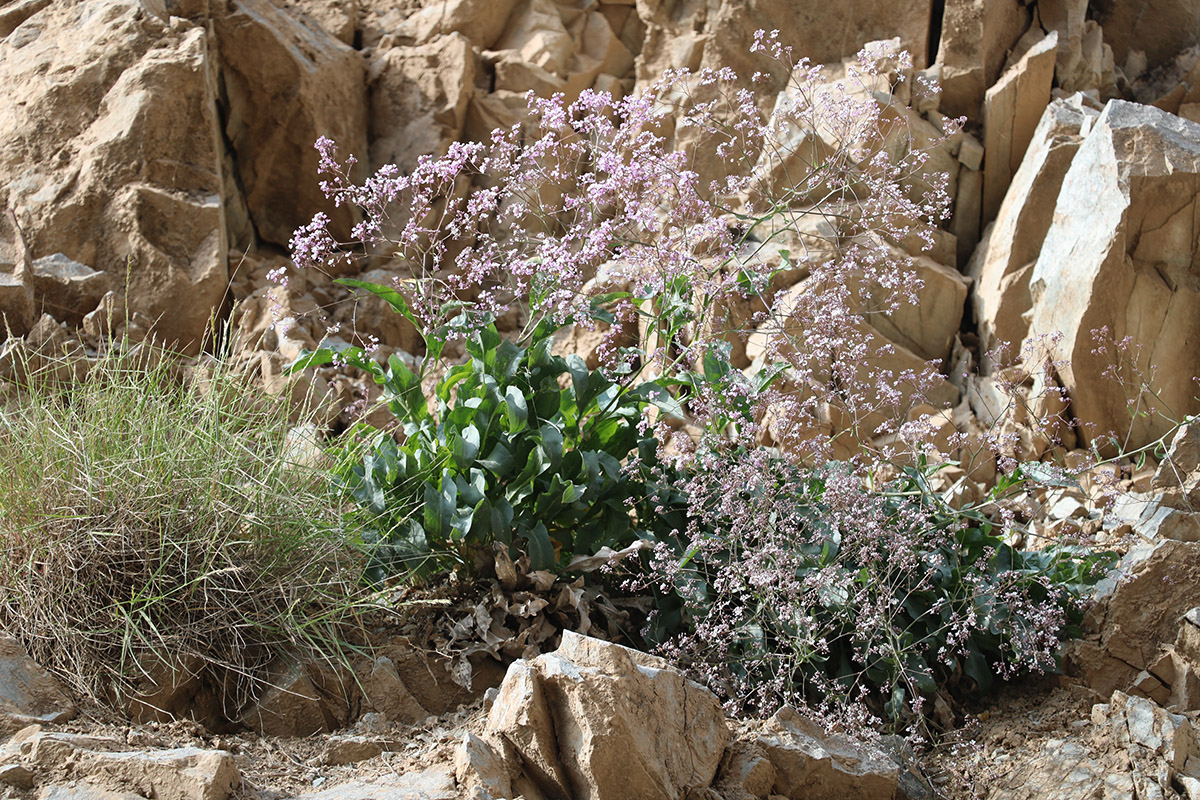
466, 326, 502, 364
436, 364, 474, 406
491, 498, 515, 544
478, 442, 514, 477
504, 386, 529, 433
963, 648, 994, 693
286, 348, 335, 374
451, 425, 481, 469
566, 354, 589, 402
702, 342, 732, 384
383, 353, 428, 421
526, 522, 556, 570
539, 423, 564, 470
423, 479, 457, 540
337, 278, 425, 335
636, 381, 686, 420
469, 497, 492, 541
1017, 461, 1083, 490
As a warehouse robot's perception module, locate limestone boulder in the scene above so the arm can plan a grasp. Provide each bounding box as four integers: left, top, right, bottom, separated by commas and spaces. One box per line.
493, 0, 575, 77
865, 250, 969, 363
982, 30, 1059, 224
480, 631, 729, 800
239, 658, 356, 737
214, 0, 368, 247
0, 2, 227, 353
29, 255, 110, 326
282, 0, 359, 46
1151, 419, 1200, 509
287, 768, 457, 800
368, 33, 476, 174
0, 271, 34, 339
454, 732, 511, 800
933, 0, 1030, 123
0, 639, 76, 737
1092, 0, 1200, 70
637, 0, 934, 88
756, 707, 900, 800
1068, 539, 1200, 699
1039, 0, 1116, 95
400, 0, 519, 50
2, 728, 238, 800
969, 94, 1099, 361
1096, 691, 1200, 797
1025, 100, 1200, 451
0, 208, 34, 338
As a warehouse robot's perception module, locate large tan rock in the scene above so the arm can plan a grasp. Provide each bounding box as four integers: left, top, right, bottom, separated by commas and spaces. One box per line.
482, 631, 729, 800
637, 0, 933, 87
494, 0, 575, 77
29, 254, 110, 326
1068, 539, 1200, 699
0, 2, 227, 353
286, 767, 457, 800
4, 729, 238, 800
0, 208, 33, 338
985, 692, 1200, 800
934, 0, 1030, 123
1097, 691, 1200, 798
1039, 0, 1116, 95
214, 0, 367, 246
367, 34, 476, 173
1152, 419, 1200, 509
756, 707, 900, 800
865, 250, 969, 362
1092, 0, 1200, 70
283, 0, 359, 46
969, 94, 1099, 361
1025, 100, 1200, 451
400, 0, 518, 49
982, 30, 1059, 224
0, 639, 75, 737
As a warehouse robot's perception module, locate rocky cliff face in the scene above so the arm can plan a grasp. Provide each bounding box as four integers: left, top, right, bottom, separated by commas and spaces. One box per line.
2, 0, 1199, 454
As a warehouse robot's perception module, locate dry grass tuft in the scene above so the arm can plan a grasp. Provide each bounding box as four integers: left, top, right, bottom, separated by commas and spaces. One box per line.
0, 343, 367, 716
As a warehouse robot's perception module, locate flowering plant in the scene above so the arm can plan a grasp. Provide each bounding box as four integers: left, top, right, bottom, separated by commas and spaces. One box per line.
287, 33, 1109, 724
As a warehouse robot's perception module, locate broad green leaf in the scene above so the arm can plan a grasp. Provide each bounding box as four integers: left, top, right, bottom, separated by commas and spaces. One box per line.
423, 480, 456, 539
451, 425, 481, 469
478, 442, 514, 477
539, 423, 564, 470
336, 278, 425, 336
504, 386, 529, 433
526, 522, 556, 570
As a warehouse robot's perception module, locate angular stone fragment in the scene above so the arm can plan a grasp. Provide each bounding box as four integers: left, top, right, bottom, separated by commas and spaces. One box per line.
15, 731, 237, 800
1068, 539, 1200, 698
214, 0, 367, 246
982, 31, 1059, 223
969, 94, 1098, 361
1026, 100, 1200, 450
30, 254, 110, 325
0, 2, 228, 353
934, 0, 1030, 123
400, 0, 518, 49
1092, 0, 1200, 69
757, 707, 899, 800
454, 732, 511, 800
277, 767, 457, 800
484, 631, 729, 800
368, 33, 476, 174
0, 637, 76, 737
